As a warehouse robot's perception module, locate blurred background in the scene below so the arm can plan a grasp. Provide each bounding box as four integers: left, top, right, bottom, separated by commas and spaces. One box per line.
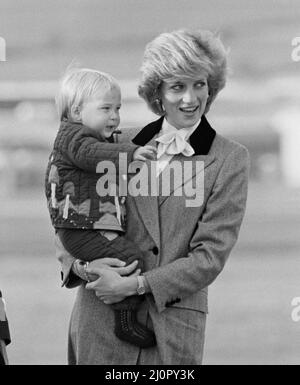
0, 0, 300, 364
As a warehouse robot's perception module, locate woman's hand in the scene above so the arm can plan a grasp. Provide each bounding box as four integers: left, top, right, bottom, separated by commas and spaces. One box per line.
85, 266, 141, 304
87, 258, 139, 281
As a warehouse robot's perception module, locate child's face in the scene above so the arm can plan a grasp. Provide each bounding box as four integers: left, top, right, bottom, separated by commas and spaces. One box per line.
80, 87, 121, 139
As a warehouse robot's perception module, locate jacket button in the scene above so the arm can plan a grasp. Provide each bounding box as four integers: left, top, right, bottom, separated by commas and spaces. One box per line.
152, 246, 159, 255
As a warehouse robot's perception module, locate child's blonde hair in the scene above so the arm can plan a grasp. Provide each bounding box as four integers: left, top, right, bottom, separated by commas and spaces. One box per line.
56, 66, 120, 121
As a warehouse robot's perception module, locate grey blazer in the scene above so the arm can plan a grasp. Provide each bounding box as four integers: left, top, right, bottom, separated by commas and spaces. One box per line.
57, 116, 250, 365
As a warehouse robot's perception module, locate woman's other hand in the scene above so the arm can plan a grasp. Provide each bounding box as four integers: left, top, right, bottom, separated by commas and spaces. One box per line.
87, 258, 139, 281
85, 266, 141, 304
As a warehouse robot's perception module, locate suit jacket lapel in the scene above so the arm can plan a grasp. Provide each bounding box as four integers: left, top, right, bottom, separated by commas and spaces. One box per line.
131, 115, 216, 241
134, 193, 160, 249
131, 118, 162, 246
128, 157, 160, 248
158, 154, 215, 206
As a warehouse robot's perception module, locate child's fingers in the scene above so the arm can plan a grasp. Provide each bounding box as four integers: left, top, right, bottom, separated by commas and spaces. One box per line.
144, 145, 157, 153
142, 149, 157, 160
144, 154, 156, 160
135, 155, 147, 161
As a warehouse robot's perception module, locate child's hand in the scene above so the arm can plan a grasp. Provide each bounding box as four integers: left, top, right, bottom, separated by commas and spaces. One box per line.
133, 145, 157, 161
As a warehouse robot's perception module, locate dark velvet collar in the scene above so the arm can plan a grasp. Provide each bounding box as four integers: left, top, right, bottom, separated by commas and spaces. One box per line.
132, 115, 216, 155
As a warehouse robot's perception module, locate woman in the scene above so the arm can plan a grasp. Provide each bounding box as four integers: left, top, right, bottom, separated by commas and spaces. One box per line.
56, 28, 250, 364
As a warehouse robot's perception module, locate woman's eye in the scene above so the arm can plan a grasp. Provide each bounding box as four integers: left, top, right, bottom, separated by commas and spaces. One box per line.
171, 84, 183, 91
195, 81, 206, 88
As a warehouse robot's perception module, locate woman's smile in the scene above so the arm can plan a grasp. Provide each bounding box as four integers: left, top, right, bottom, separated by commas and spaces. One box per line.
179, 105, 199, 114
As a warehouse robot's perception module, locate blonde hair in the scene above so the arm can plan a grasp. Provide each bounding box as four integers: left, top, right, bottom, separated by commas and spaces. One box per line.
138, 29, 228, 115
56, 66, 120, 121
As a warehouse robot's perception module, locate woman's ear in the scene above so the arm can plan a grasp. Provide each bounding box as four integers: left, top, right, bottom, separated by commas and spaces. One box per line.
155, 98, 165, 115
70, 105, 82, 122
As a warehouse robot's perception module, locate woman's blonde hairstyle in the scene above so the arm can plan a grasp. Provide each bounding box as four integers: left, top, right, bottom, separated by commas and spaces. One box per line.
138, 29, 228, 115
56, 66, 120, 121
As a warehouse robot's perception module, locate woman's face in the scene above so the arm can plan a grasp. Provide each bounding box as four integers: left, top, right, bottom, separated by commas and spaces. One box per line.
160, 74, 209, 129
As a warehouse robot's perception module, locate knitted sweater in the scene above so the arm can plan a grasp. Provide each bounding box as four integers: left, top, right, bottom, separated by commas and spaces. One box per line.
45, 120, 138, 231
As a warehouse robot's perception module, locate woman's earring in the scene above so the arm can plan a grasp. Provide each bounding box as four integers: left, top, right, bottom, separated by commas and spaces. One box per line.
155, 99, 165, 115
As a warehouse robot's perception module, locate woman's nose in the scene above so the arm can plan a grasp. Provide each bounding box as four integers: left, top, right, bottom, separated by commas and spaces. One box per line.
182, 88, 197, 104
